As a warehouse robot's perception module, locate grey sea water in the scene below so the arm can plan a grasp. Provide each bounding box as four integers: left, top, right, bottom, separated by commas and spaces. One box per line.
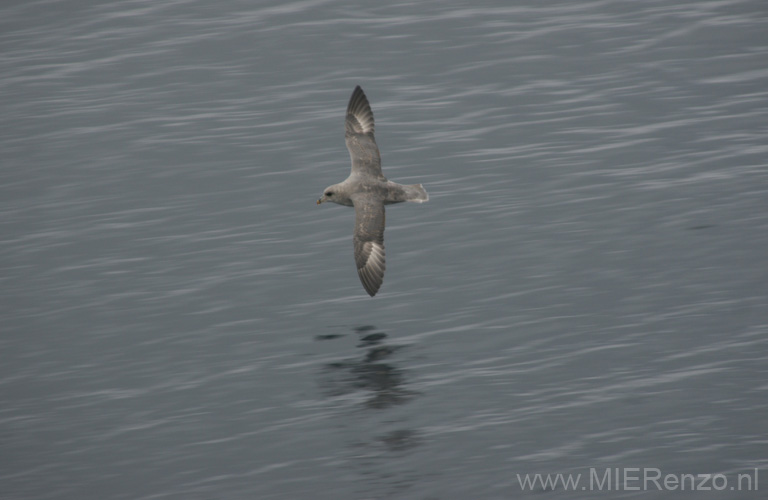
2, 1, 767, 499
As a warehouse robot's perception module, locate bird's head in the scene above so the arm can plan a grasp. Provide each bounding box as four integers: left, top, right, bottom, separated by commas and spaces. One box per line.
317, 184, 345, 205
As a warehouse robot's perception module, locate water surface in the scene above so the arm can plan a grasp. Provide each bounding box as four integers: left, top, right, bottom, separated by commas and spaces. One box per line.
2, 1, 767, 498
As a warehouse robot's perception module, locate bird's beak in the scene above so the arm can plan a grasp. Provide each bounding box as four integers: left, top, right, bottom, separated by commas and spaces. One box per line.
317, 198, 323, 205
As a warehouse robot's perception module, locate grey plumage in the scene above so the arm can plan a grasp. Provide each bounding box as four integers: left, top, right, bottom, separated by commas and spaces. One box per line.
317, 86, 428, 296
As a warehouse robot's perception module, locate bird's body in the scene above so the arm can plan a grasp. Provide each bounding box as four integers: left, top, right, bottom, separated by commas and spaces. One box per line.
317, 86, 428, 296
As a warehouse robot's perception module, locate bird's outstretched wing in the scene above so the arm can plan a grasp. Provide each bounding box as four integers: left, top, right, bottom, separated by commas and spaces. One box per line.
345, 86, 386, 180
352, 195, 386, 296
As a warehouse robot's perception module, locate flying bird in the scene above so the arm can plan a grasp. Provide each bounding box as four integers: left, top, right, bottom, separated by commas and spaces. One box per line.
317, 86, 428, 296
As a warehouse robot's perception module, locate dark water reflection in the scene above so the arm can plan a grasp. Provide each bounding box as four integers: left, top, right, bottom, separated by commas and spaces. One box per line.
319, 326, 418, 410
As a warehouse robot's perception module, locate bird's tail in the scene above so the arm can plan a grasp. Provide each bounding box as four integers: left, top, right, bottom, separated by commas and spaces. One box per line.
404, 184, 429, 203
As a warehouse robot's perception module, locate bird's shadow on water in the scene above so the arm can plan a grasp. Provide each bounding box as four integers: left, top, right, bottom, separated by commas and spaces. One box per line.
315, 325, 425, 498
316, 325, 419, 411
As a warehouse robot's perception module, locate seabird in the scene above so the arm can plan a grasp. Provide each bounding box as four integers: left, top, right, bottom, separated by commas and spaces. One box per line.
317, 86, 428, 296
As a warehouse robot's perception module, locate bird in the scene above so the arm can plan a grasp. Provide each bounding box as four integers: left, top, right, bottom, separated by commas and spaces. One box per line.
317, 86, 429, 296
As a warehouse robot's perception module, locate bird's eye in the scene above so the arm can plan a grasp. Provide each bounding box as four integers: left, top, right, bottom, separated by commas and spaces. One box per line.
326, 191, 333, 196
